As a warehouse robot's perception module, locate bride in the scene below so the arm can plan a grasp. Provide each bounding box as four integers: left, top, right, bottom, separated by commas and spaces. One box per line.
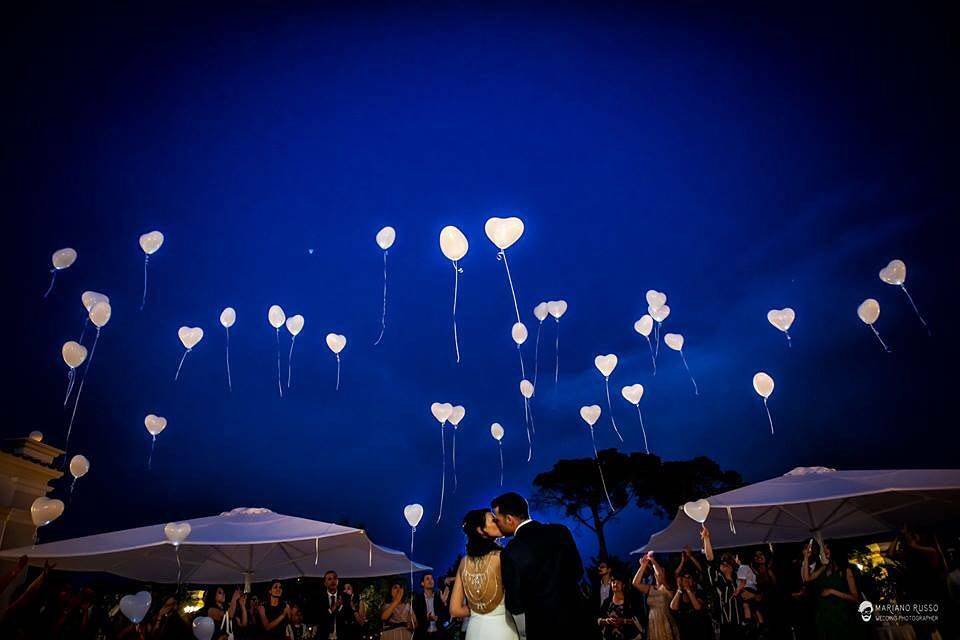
449, 509, 520, 640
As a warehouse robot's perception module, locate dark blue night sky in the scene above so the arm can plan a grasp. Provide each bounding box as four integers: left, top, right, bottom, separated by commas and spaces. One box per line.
4, 2, 957, 576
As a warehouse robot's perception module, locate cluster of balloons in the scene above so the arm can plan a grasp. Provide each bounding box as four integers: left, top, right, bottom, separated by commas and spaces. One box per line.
429, 402, 464, 524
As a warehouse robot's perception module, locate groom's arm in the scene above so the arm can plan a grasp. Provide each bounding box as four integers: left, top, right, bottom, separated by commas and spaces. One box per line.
560, 526, 584, 583
501, 548, 525, 615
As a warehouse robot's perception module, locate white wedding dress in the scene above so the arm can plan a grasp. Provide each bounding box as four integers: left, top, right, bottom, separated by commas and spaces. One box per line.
459, 551, 519, 640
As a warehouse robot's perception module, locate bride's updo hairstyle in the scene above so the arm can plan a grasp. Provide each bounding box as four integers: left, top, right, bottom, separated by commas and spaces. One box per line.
462, 509, 502, 558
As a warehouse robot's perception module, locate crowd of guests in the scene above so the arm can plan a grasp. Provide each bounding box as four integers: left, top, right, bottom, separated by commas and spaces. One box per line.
1, 523, 957, 640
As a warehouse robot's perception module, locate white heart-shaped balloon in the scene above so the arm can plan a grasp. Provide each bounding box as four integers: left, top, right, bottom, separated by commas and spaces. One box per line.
645, 290, 666, 311
767, 308, 795, 332
144, 414, 168, 436
178, 326, 204, 350
449, 405, 466, 426
879, 259, 906, 286
89, 301, 112, 328
325, 333, 346, 354
81, 290, 109, 312
62, 341, 88, 369
192, 616, 215, 640
52, 247, 78, 270
579, 405, 601, 427
649, 304, 670, 323
484, 216, 524, 250
594, 354, 618, 377
511, 322, 528, 345
533, 302, 548, 322
31, 496, 64, 527
547, 300, 568, 319
403, 503, 424, 528
857, 299, 880, 325
376, 226, 396, 251
520, 379, 534, 399
490, 423, 504, 441
164, 521, 192, 546
753, 372, 774, 398
430, 402, 454, 424
69, 454, 90, 479
220, 307, 236, 329
621, 383, 644, 405
285, 314, 304, 336
139, 231, 165, 255
664, 333, 684, 351
634, 315, 653, 337
120, 591, 152, 624
29, 431, 43, 442
268, 305, 286, 329
683, 499, 711, 524
439, 226, 469, 261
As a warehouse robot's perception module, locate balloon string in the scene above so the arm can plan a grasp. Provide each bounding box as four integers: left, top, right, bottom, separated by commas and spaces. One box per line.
636, 405, 650, 454
604, 378, 624, 443
498, 251, 522, 325
554, 319, 561, 385
287, 336, 296, 388
590, 429, 615, 511
43, 270, 57, 299
528, 399, 536, 435
225, 328, 232, 392
785, 331, 792, 348
452, 427, 458, 493
679, 351, 699, 396
498, 442, 504, 487
763, 397, 775, 435
374, 250, 388, 345
69, 477, 77, 500
148, 436, 156, 471
870, 325, 891, 353
517, 345, 526, 380
655, 322, 661, 357
452, 262, 461, 363
78, 317, 88, 345
533, 321, 542, 390
646, 336, 657, 375
525, 403, 533, 463
409, 527, 415, 592
275, 329, 283, 398
140, 255, 149, 311
315, 537, 320, 566
64, 368, 76, 406
901, 285, 931, 335
176, 546, 182, 588
65, 328, 100, 454
335, 353, 341, 391
436, 424, 446, 524
174, 349, 190, 381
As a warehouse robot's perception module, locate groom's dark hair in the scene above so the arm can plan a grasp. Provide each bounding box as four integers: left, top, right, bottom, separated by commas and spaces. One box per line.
491, 492, 529, 520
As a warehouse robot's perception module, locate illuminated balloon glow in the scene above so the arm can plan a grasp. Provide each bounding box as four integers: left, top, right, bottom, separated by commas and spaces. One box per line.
633, 315, 657, 375
519, 379, 535, 461
285, 314, 304, 388
439, 226, 469, 363
511, 321, 529, 380
268, 305, 286, 397
449, 405, 465, 492
430, 402, 454, 523
219, 307, 236, 391
78, 291, 109, 344
65, 301, 112, 454
857, 298, 890, 352
144, 414, 168, 469
120, 591, 152, 625
44, 248, 77, 298
485, 216, 525, 334
532, 302, 548, 389
621, 384, 649, 454
594, 354, 624, 442
547, 300, 568, 384
879, 259, 930, 335
752, 372, 776, 435
68, 454, 89, 496
138, 231, 164, 310
61, 341, 88, 406
579, 405, 614, 511
767, 308, 796, 347
663, 333, 699, 396
174, 327, 204, 381
490, 423, 505, 486
374, 226, 396, 345
325, 333, 347, 390
403, 503, 424, 591
164, 521, 192, 585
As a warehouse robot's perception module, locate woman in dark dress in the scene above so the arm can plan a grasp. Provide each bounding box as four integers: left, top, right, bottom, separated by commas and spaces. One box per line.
257, 582, 291, 638
597, 574, 641, 640
800, 541, 862, 640
670, 570, 712, 640
207, 586, 248, 640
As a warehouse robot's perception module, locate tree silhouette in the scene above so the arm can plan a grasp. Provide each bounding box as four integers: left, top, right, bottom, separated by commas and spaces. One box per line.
641, 455, 742, 518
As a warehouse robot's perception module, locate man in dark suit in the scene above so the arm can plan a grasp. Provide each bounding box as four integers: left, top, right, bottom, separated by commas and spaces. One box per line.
315, 570, 360, 640
411, 573, 449, 639
492, 492, 589, 640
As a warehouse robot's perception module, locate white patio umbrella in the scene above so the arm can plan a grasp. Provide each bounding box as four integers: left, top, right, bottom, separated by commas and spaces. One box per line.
0, 507, 430, 589
634, 467, 960, 553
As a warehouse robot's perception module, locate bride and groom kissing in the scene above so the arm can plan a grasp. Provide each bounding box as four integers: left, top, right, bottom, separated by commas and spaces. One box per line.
449, 492, 590, 640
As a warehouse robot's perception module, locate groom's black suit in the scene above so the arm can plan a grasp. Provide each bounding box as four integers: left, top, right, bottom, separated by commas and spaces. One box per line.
501, 520, 588, 639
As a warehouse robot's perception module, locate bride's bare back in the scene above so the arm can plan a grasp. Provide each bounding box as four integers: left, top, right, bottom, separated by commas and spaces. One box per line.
456, 551, 504, 614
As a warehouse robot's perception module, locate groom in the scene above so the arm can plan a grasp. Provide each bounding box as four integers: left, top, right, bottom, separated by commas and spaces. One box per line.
492, 492, 588, 639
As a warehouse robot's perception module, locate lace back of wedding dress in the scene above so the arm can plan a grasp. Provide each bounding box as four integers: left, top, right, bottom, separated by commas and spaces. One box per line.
460, 551, 504, 615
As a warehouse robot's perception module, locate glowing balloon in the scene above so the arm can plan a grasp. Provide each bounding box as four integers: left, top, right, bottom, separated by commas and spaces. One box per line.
430, 402, 454, 523
767, 308, 796, 346
144, 414, 168, 469
69, 454, 89, 479
164, 521, 191, 545
374, 227, 396, 345
621, 383, 649, 454
66, 302, 111, 452
484, 216, 524, 250
44, 248, 77, 298
519, 379, 535, 462
547, 300, 568, 384
403, 502, 424, 590
579, 405, 614, 511
520, 379, 534, 399
645, 289, 666, 311
120, 591, 152, 625
879, 259, 930, 334
857, 298, 890, 352
138, 231, 164, 310
29, 431, 43, 442
649, 304, 670, 357
268, 306, 286, 397
193, 617, 215, 640
430, 402, 454, 424
633, 315, 657, 374
683, 499, 711, 524
534, 302, 548, 322
752, 372, 776, 435
174, 327, 204, 381
220, 308, 236, 391
89, 302, 112, 328
490, 423, 505, 486
532, 303, 549, 389
81, 291, 109, 312
449, 405, 466, 493
664, 333, 698, 395
285, 315, 305, 388
61, 341, 88, 406
439, 226, 469, 362
593, 355, 623, 442
31, 496, 64, 527
325, 333, 347, 390
511, 322, 528, 345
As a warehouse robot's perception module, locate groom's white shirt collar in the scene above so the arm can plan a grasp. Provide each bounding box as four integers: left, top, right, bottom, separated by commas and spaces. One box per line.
515, 518, 533, 534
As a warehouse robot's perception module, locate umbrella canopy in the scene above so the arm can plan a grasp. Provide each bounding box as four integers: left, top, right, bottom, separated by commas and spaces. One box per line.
1, 507, 430, 588
635, 467, 960, 553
